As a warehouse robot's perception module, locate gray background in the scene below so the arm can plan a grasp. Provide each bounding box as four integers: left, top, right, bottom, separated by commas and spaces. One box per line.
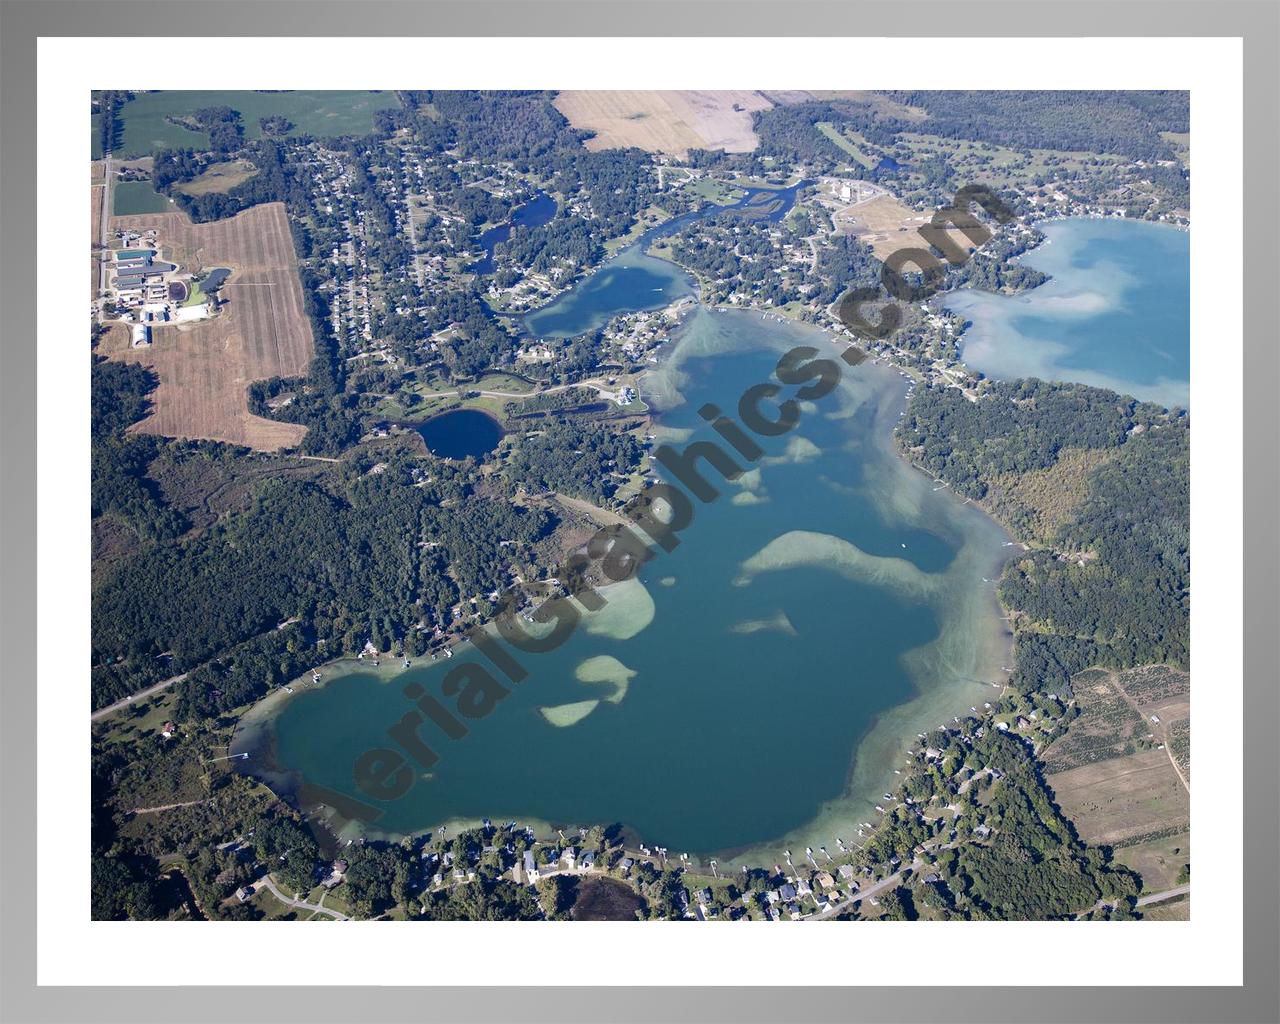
1, 2, 1276, 1021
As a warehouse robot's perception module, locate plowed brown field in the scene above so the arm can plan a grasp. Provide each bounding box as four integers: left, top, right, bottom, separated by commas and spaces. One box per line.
101, 202, 313, 451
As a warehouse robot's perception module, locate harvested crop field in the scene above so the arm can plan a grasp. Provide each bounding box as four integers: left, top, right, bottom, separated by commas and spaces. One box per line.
1046, 748, 1189, 848
1042, 665, 1190, 878
554, 90, 772, 156
835, 192, 931, 260
100, 202, 313, 451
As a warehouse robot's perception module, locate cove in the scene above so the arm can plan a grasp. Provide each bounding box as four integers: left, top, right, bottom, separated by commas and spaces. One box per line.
468, 192, 558, 275
237, 309, 1012, 863
523, 180, 813, 339
942, 217, 1190, 408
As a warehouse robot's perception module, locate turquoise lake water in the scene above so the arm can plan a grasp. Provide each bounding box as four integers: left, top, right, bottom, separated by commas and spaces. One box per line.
241, 308, 1011, 861
943, 218, 1190, 408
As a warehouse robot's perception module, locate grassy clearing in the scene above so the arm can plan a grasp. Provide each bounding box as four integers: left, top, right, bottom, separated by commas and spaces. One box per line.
987, 447, 1117, 546
182, 277, 207, 306
96, 692, 182, 748
1160, 131, 1190, 168
816, 122, 875, 168
471, 371, 537, 394
1140, 894, 1190, 920
173, 159, 259, 197
1112, 831, 1190, 894
683, 176, 747, 205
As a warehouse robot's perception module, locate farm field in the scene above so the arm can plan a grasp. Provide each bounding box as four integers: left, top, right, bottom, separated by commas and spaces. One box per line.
100, 202, 314, 451
1042, 667, 1190, 894
112, 179, 173, 216
835, 192, 930, 260
1047, 747, 1189, 848
554, 90, 772, 156
800, 90, 929, 122
104, 90, 401, 157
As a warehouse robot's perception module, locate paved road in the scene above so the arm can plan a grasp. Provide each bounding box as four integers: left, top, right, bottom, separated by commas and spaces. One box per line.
472, 378, 612, 401
97, 152, 113, 296
254, 874, 350, 921
90, 672, 188, 722
810, 861, 915, 919
1136, 884, 1190, 907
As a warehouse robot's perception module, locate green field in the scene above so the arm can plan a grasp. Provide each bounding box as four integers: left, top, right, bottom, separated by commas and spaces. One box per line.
682, 176, 747, 206
816, 122, 877, 168
182, 277, 208, 307
892, 131, 1125, 191
113, 179, 174, 215
103, 90, 402, 158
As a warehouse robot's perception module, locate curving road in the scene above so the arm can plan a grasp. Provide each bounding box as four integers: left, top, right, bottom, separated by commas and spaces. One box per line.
254, 874, 350, 921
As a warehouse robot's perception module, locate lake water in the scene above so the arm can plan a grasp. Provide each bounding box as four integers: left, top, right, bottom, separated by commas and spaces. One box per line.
468, 192, 559, 275
201, 267, 231, 292
413, 409, 504, 460
523, 180, 813, 339
238, 308, 1011, 863
943, 217, 1190, 408
524, 245, 696, 338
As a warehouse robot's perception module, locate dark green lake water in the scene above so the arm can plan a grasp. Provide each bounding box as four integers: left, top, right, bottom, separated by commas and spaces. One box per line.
412, 409, 504, 460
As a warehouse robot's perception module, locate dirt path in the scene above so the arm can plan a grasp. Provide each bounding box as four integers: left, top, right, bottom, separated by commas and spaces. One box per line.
130, 799, 210, 815
1112, 675, 1191, 796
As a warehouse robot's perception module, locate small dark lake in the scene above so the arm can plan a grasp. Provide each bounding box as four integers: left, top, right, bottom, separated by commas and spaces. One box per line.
413, 408, 504, 459
202, 267, 231, 292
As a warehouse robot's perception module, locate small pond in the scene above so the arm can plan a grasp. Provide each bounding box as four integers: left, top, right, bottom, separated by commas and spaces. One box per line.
412, 408, 504, 460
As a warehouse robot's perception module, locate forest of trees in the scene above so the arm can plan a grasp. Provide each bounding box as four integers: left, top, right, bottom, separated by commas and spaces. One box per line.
92, 454, 555, 714
880, 90, 1189, 161
89, 353, 558, 714
504, 419, 645, 504
899, 379, 1189, 694
91, 357, 187, 542
852, 723, 1140, 920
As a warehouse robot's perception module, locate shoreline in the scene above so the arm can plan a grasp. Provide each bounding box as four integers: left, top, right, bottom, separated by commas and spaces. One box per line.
234, 309, 1015, 868
942, 215, 1191, 411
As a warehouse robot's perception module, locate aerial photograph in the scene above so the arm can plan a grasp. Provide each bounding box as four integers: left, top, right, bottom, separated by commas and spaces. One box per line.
89, 89, 1190, 923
